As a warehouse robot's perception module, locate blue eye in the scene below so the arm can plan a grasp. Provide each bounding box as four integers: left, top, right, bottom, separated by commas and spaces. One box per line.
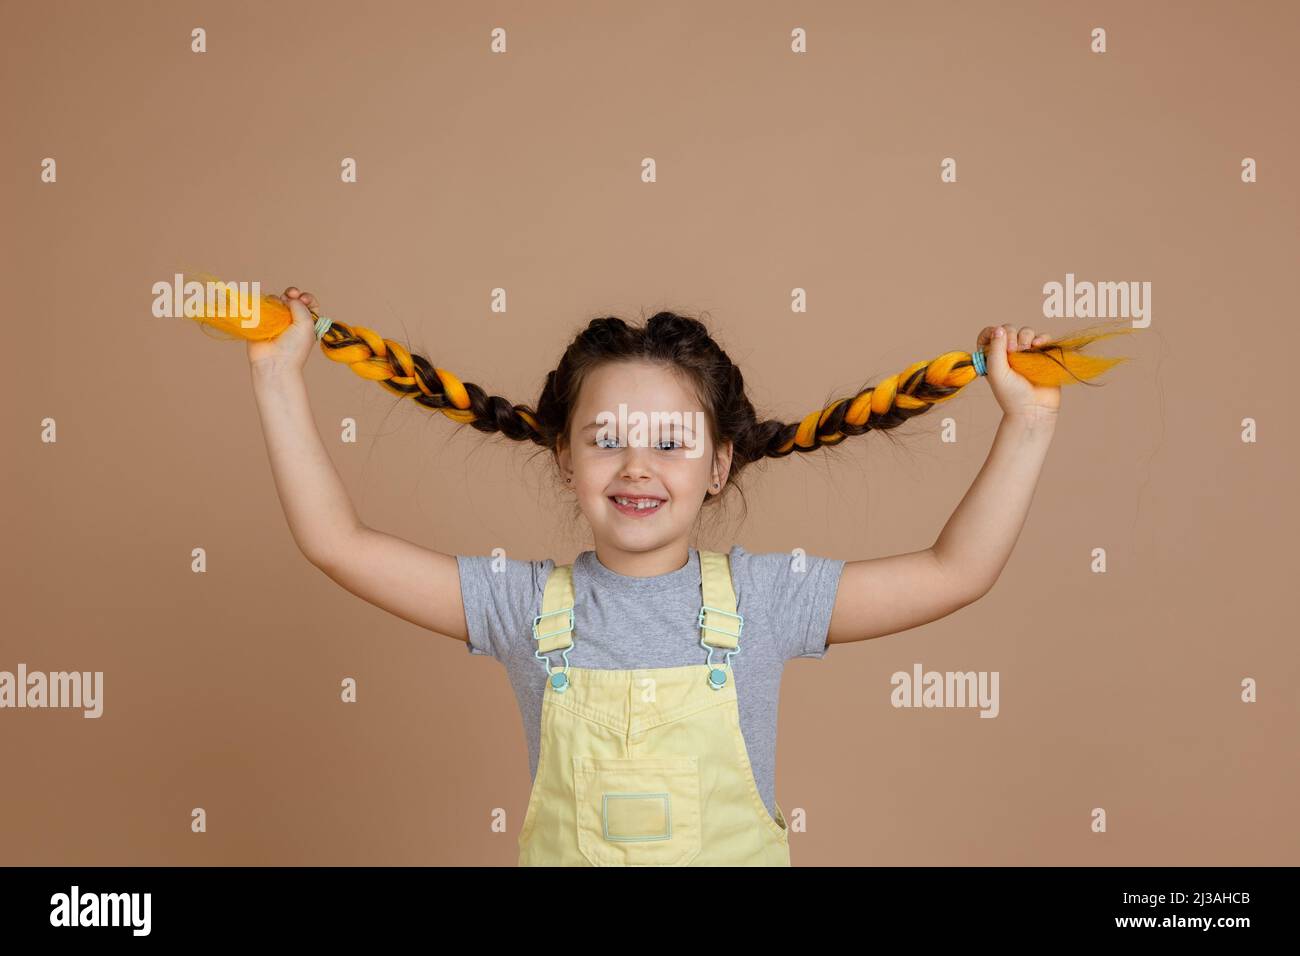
595, 436, 684, 450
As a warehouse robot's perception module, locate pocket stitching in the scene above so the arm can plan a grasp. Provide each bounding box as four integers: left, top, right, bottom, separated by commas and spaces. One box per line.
575, 756, 702, 866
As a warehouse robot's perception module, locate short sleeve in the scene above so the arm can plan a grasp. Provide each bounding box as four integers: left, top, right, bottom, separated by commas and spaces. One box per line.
455, 553, 554, 660
731, 544, 845, 661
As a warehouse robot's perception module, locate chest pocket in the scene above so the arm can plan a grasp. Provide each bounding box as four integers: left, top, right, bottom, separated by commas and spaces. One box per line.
573, 756, 702, 866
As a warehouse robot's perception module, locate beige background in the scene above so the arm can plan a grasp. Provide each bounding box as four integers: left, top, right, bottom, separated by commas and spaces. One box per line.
2, 0, 1296, 866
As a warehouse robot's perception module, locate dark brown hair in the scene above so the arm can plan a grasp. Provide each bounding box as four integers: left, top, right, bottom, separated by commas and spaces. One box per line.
309, 305, 1129, 530
425, 310, 903, 530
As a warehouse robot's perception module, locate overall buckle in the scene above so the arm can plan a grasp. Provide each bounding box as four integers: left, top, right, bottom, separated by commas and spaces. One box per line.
698, 606, 743, 690
533, 607, 575, 692
532, 606, 574, 643
697, 605, 743, 639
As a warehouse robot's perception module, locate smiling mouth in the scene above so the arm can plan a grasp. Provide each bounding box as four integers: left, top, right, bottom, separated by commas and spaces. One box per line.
608, 495, 665, 513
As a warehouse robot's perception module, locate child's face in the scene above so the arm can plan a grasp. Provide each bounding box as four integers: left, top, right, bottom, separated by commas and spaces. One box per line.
558, 360, 731, 557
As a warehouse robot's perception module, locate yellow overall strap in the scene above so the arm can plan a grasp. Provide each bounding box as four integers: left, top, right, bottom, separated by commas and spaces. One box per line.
534, 563, 575, 653
535, 550, 741, 652
698, 549, 743, 650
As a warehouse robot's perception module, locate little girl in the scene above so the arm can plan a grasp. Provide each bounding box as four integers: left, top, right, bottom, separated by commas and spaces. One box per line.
248, 286, 1060, 867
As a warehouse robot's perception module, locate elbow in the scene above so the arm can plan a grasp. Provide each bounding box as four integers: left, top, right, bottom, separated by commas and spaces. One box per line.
958, 581, 991, 610
962, 570, 1001, 608
297, 538, 332, 573
931, 548, 993, 610
947, 564, 994, 608
301, 525, 364, 574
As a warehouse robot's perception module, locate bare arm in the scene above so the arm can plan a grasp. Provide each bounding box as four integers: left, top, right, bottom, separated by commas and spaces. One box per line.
827, 323, 1063, 646
250, 363, 362, 565
248, 288, 469, 643
929, 411, 1057, 598
826, 412, 1056, 645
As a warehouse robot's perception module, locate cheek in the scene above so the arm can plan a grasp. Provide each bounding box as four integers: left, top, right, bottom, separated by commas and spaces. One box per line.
664, 460, 710, 491
575, 472, 612, 498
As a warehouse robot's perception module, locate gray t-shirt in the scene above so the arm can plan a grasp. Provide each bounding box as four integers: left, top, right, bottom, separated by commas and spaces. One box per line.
456, 544, 845, 823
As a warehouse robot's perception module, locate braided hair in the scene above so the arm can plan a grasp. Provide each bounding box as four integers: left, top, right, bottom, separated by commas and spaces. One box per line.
188, 281, 1133, 505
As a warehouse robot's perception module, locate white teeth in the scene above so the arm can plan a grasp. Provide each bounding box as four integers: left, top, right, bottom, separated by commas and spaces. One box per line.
614, 496, 661, 510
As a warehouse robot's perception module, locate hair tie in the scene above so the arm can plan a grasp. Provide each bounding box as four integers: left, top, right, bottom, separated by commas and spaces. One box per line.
314, 314, 333, 340
971, 349, 987, 376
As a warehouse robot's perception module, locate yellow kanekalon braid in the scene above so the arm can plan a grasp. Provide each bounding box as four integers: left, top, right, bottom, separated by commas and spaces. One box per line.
181, 275, 1131, 453
772, 323, 1136, 455
182, 276, 544, 433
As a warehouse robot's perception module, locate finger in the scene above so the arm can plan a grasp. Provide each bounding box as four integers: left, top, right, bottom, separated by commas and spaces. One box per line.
285, 296, 314, 326
284, 287, 301, 298
1017, 327, 1035, 351
1001, 324, 1018, 351
988, 325, 1009, 372
299, 292, 321, 316
976, 326, 994, 350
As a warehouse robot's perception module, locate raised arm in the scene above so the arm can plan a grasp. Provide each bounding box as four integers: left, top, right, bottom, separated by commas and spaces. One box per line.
827, 324, 1060, 646
248, 288, 469, 643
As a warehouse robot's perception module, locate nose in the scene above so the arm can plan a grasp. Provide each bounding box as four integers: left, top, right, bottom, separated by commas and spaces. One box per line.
619, 442, 655, 480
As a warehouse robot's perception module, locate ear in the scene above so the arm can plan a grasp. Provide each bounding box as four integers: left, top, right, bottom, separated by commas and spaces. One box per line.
713, 439, 734, 488
555, 436, 571, 478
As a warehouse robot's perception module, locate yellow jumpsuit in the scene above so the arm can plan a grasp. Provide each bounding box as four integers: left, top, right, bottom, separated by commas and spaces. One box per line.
517, 549, 792, 866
